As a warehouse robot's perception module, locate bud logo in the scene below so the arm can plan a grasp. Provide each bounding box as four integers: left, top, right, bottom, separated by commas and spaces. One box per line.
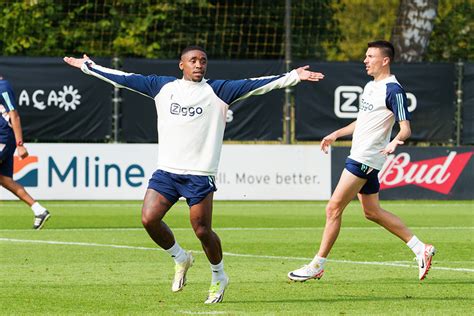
334, 85, 417, 119
13, 156, 39, 187
379, 151, 473, 194
18, 85, 81, 112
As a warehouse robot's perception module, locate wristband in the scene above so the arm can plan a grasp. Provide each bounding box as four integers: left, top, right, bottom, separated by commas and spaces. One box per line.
17, 140, 24, 146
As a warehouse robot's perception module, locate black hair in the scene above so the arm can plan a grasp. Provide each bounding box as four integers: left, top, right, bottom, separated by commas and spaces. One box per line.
368, 40, 395, 61
180, 45, 207, 59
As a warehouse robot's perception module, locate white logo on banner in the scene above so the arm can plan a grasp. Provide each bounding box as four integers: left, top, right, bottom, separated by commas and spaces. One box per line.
334, 86, 363, 118
18, 85, 82, 111
334, 85, 417, 119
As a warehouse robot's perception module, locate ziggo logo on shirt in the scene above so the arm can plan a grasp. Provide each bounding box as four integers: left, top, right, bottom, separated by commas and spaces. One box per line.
359, 98, 374, 112
169, 103, 203, 117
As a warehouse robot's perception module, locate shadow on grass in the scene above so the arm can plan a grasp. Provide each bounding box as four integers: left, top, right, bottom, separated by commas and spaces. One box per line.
226, 295, 471, 304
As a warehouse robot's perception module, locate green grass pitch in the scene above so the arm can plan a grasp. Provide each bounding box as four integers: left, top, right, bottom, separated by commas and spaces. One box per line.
1, 200, 472, 315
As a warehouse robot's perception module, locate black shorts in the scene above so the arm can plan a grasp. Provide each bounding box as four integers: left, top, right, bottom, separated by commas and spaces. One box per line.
0, 138, 16, 177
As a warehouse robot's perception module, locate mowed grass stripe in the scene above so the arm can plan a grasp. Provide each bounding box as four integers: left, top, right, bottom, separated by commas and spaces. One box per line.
0, 226, 472, 232
1, 237, 472, 273
0, 201, 472, 208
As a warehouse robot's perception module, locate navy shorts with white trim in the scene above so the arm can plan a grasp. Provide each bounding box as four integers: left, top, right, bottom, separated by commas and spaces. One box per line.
345, 157, 380, 194
147, 169, 217, 206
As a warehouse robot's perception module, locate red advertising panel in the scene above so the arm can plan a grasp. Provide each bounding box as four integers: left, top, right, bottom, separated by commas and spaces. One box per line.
331, 147, 473, 200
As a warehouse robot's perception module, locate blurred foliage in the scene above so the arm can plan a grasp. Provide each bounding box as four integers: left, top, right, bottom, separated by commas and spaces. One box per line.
0, 0, 471, 61
325, 0, 472, 62
0, 0, 339, 59
426, 0, 473, 61
0, 0, 63, 56
0, 0, 184, 58
324, 0, 399, 61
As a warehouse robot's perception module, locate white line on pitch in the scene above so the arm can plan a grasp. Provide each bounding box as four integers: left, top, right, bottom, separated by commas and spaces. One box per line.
0, 226, 473, 232
0, 237, 472, 273
0, 202, 472, 208
179, 312, 228, 315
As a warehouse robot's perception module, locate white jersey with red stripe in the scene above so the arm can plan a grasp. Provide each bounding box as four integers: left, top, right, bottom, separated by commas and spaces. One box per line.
349, 75, 411, 170
81, 61, 301, 175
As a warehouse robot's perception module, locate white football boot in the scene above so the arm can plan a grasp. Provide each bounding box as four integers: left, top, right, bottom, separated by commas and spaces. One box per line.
417, 244, 436, 280
288, 263, 324, 282
204, 274, 229, 304
171, 251, 194, 292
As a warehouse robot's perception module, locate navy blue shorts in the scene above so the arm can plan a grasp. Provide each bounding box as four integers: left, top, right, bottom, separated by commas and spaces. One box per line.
147, 169, 217, 207
0, 138, 16, 177
345, 158, 380, 194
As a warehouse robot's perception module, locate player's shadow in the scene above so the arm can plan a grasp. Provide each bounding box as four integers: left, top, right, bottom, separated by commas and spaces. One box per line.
227, 295, 470, 304
375, 278, 473, 285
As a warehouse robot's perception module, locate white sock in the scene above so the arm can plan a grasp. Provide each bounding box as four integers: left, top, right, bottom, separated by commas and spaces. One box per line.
31, 202, 47, 216
210, 260, 226, 283
165, 242, 188, 264
407, 235, 425, 256
310, 255, 327, 269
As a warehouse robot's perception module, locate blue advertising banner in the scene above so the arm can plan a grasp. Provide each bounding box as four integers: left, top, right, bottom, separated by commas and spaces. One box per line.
208, 60, 286, 141
462, 63, 474, 145
295, 62, 456, 142
0, 57, 113, 142
1, 58, 466, 144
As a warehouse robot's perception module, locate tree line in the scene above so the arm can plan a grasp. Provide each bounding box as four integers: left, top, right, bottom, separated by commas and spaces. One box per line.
0, 0, 471, 62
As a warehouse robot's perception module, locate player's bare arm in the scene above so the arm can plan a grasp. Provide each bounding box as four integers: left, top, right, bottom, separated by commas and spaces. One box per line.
321, 121, 357, 154
320, 134, 336, 154
8, 110, 28, 159
63, 54, 92, 69
296, 65, 324, 82
381, 120, 411, 155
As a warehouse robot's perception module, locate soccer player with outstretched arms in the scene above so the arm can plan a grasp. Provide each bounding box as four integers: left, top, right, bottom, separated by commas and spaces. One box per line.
64, 46, 324, 304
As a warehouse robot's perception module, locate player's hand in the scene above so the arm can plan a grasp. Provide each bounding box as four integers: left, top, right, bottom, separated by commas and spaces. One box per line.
381, 139, 404, 155
17, 146, 28, 159
63, 54, 92, 69
296, 65, 324, 81
320, 133, 336, 154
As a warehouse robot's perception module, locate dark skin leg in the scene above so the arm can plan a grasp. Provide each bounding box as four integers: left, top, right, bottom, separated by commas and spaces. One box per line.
0, 175, 35, 206
189, 192, 222, 265
141, 189, 223, 265
141, 189, 176, 249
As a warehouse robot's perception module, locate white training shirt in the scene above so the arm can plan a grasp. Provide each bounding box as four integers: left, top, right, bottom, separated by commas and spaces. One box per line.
81, 61, 301, 176
349, 75, 411, 170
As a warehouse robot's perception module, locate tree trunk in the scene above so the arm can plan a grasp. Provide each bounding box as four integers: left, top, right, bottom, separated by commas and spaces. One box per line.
391, 0, 438, 62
